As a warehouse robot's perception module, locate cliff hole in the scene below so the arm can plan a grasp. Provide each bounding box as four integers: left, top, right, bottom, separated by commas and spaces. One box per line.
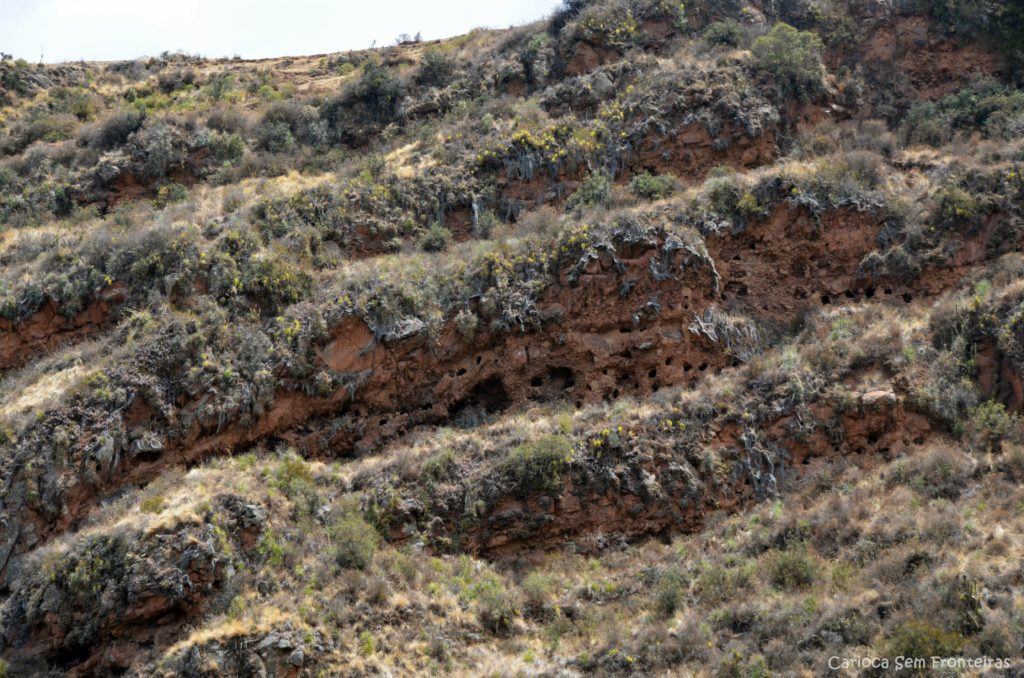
726, 281, 749, 297
135, 448, 162, 463
548, 367, 575, 389
530, 367, 576, 402
449, 377, 510, 427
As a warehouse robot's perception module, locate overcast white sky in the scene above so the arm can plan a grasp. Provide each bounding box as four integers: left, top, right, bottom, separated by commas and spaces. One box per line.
0, 0, 560, 63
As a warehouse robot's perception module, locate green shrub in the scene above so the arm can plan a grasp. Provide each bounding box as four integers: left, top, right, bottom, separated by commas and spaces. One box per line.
89, 109, 146, 151
523, 33, 548, 63
132, 122, 183, 178
209, 131, 245, 163
157, 67, 196, 94
330, 512, 380, 571
422, 450, 457, 481
901, 102, 944, 146
255, 83, 283, 101
358, 630, 376, 655
258, 528, 286, 567
320, 59, 403, 138
417, 49, 455, 88
354, 60, 404, 123
934, 186, 981, 232
560, 0, 684, 45
140, 495, 166, 514
2, 60, 32, 96
703, 174, 742, 213
629, 171, 676, 200
504, 434, 574, 496
475, 572, 518, 634
206, 73, 237, 101
890, 446, 972, 499
902, 80, 1024, 146
718, 653, 769, 678
965, 400, 1015, 454
521, 571, 558, 616
255, 120, 295, 153
751, 22, 823, 100
764, 546, 817, 590
454, 308, 479, 340
571, 4, 640, 48
273, 455, 314, 495
886, 620, 964, 664
652, 566, 687, 617
420, 222, 452, 252
2, 113, 79, 154
241, 257, 312, 313
703, 19, 743, 46
260, 101, 328, 147
0, 420, 13, 446
154, 183, 188, 208
566, 172, 612, 212
695, 558, 755, 605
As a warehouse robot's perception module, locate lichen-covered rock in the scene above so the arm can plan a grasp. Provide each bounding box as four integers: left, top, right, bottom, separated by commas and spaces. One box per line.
0, 497, 264, 675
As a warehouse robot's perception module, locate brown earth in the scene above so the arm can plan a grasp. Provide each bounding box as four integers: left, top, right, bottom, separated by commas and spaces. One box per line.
498, 120, 779, 213
565, 41, 623, 77
415, 381, 931, 559
0, 283, 126, 373
5, 232, 727, 574
857, 15, 1002, 100
977, 341, 1024, 414
2, 9, 1020, 676
99, 149, 211, 211
4, 188, 1006, 575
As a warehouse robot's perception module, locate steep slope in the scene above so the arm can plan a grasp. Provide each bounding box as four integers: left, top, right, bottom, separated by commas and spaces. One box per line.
1, 0, 1023, 675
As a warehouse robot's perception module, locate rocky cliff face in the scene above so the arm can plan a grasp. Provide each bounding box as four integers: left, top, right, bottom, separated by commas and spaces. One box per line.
2, 495, 258, 675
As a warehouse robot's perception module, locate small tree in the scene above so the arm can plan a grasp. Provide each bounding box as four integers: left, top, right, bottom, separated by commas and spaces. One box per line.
355, 60, 403, 123
330, 512, 380, 571
704, 18, 744, 46
630, 172, 677, 200
416, 49, 455, 88
566, 172, 612, 212
751, 22, 824, 100
419, 223, 452, 252
504, 434, 574, 496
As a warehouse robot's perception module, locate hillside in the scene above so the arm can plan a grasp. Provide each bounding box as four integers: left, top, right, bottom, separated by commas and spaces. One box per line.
1, 0, 1024, 675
